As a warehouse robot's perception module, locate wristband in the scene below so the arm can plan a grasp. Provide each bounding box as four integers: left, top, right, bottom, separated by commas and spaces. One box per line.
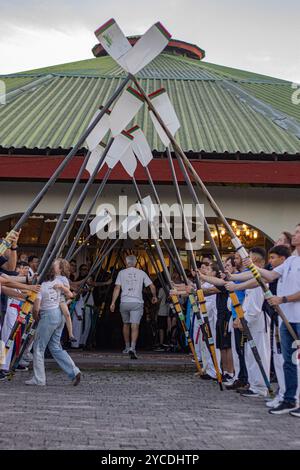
10, 246, 18, 251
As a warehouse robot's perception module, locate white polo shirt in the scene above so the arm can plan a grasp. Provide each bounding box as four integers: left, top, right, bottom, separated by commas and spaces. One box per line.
274, 255, 300, 323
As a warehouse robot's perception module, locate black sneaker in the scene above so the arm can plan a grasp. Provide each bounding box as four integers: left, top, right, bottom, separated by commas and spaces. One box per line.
222, 373, 235, 384
129, 349, 138, 360
289, 407, 300, 418
0, 371, 7, 381
240, 389, 260, 398
269, 401, 298, 415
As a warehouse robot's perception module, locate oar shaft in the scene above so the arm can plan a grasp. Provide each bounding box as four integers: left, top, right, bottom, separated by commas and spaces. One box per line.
132, 177, 172, 287
132, 176, 204, 375
66, 168, 112, 260
39, 150, 92, 269
12, 76, 130, 234
166, 148, 222, 388
38, 139, 114, 281
173, 149, 272, 392
144, 166, 188, 284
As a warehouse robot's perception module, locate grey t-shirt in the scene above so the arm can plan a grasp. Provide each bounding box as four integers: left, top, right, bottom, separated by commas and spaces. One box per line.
37, 280, 61, 311
115, 268, 152, 304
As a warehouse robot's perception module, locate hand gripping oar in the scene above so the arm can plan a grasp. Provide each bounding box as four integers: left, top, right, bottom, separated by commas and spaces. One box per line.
180, 156, 300, 353
173, 149, 273, 395
0, 76, 130, 256
131, 177, 204, 376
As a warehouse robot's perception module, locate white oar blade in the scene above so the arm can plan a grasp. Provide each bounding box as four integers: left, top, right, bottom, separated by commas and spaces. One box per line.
149, 88, 180, 146
86, 109, 110, 151
86, 143, 106, 176
129, 126, 153, 167
109, 87, 144, 137
105, 132, 133, 169
120, 210, 143, 234
89, 209, 112, 235
123, 22, 171, 74
120, 146, 137, 177
94, 18, 132, 71
141, 195, 158, 222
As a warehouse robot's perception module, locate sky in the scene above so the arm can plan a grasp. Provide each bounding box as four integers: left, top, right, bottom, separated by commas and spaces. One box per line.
0, 0, 299, 82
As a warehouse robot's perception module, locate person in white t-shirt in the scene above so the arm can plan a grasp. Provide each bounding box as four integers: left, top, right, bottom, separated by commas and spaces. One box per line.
229, 224, 300, 416
110, 255, 157, 359
25, 258, 81, 387
263, 224, 300, 416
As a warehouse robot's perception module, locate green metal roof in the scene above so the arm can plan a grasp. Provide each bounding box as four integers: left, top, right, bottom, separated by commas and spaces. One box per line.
0, 51, 299, 155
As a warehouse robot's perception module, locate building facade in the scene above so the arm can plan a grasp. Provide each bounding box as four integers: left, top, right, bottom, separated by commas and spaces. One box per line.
0, 39, 300, 257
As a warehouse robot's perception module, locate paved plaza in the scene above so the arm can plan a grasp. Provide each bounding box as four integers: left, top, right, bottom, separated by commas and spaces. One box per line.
0, 353, 299, 450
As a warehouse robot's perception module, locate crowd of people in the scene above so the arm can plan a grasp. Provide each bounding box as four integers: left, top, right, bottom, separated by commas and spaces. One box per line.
0, 225, 299, 419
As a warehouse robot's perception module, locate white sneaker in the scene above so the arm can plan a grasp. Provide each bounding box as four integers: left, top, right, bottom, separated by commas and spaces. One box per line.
122, 347, 130, 354
19, 360, 30, 367
25, 378, 45, 386
266, 396, 282, 408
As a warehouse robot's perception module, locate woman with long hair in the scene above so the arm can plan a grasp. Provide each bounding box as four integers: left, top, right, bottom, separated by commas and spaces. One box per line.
25, 258, 81, 386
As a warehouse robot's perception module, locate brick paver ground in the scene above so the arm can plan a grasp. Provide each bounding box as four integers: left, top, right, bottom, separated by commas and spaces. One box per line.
0, 358, 299, 450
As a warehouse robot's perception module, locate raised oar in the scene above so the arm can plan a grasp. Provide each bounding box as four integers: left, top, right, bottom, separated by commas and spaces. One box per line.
38, 139, 114, 280
38, 149, 92, 270
179, 152, 300, 350
142, 165, 212, 376
166, 147, 223, 389
174, 149, 273, 395
131, 76, 300, 351
3, 139, 115, 365
66, 168, 112, 260
132, 177, 204, 376
69, 233, 93, 259
0, 76, 130, 255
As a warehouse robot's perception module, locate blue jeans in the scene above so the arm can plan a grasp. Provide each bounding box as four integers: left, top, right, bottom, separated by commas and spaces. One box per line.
33, 308, 80, 385
280, 321, 300, 404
